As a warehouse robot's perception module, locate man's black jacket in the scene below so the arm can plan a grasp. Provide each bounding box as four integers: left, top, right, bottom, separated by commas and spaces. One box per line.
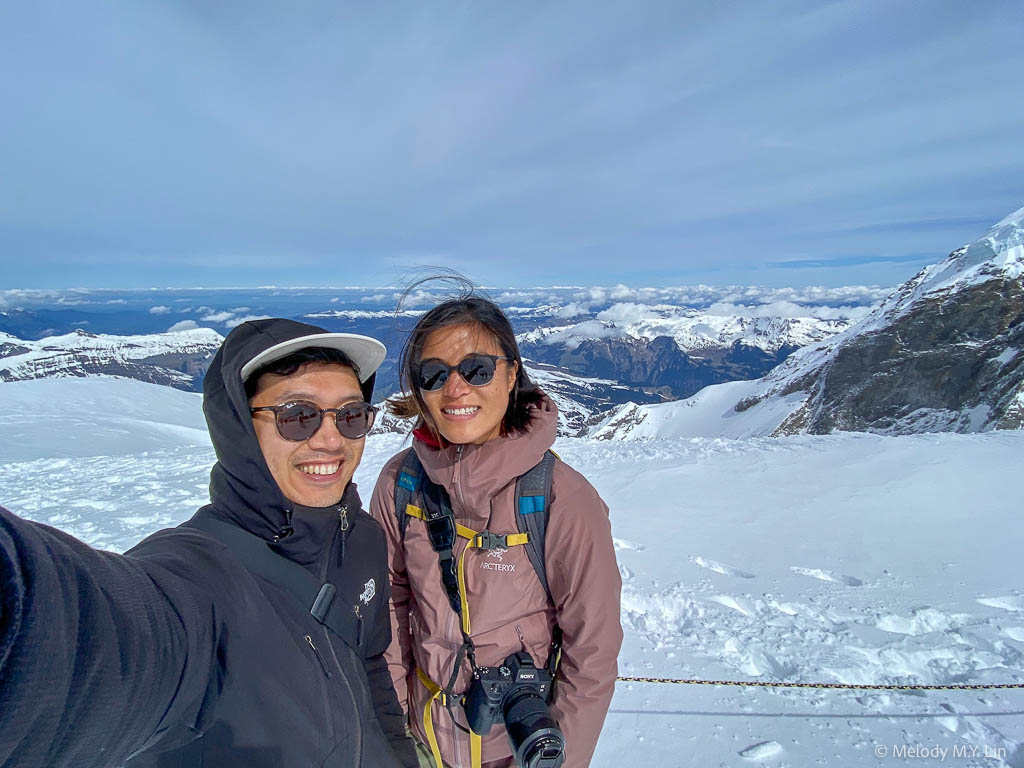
0, 319, 417, 767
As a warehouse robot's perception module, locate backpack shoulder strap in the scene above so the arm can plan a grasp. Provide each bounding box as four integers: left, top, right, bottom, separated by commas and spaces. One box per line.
394, 448, 424, 538
188, 516, 363, 651
514, 450, 558, 604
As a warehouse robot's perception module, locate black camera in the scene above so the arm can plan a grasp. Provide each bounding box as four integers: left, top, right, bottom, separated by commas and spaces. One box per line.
463, 652, 565, 768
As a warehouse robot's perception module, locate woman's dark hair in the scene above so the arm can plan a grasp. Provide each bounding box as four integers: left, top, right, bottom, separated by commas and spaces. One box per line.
388, 294, 544, 440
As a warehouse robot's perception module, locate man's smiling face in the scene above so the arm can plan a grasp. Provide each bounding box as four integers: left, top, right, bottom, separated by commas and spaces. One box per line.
249, 362, 366, 508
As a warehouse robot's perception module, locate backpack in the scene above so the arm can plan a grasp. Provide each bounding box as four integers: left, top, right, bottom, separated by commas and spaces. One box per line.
392, 448, 558, 625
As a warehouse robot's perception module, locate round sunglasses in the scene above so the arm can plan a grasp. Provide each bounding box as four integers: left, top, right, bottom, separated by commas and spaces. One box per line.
250, 400, 378, 441
415, 353, 510, 391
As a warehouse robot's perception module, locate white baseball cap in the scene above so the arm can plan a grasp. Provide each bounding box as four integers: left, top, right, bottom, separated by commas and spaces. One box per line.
240, 332, 386, 384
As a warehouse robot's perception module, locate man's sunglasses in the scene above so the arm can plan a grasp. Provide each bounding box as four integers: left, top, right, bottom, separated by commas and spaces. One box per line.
415, 353, 509, 392
250, 400, 378, 441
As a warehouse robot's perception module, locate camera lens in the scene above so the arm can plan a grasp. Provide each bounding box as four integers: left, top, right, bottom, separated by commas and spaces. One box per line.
503, 689, 565, 768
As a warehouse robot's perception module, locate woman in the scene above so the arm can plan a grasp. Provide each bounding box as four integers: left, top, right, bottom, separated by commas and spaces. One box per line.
369, 295, 622, 768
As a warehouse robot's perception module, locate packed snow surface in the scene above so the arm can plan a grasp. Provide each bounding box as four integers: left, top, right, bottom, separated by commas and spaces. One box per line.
1, 377, 1022, 766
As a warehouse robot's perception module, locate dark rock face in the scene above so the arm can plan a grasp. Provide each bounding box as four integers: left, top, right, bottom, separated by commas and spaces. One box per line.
0, 357, 207, 391
519, 336, 791, 399
0, 342, 32, 359
140, 352, 215, 388
786, 278, 1024, 435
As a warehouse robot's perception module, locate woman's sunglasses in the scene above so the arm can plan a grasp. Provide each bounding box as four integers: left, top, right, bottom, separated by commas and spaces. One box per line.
415, 353, 509, 392
250, 400, 378, 441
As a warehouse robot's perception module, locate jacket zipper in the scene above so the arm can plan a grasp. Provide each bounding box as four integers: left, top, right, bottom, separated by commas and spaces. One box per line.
448, 444, 466, 765
305, 635, 332, 678
320, 522, 363, 762
453, 444, 466, 509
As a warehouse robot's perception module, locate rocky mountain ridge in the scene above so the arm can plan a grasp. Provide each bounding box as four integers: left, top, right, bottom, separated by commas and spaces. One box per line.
517, 306, 851, 399
593, 206, 1024, 439
0, 328, 223, 391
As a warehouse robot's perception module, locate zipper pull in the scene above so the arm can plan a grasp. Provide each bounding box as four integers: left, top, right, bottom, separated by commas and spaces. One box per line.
274, 507, 295, 542
515, 624, 527, 650
338, 504, 349, 531
305, 634, 332, 678
353, 605, 364, 646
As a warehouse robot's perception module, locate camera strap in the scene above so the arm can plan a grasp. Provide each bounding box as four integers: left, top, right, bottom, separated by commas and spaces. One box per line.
419, 479, 464, 618
394, 449, 563, 768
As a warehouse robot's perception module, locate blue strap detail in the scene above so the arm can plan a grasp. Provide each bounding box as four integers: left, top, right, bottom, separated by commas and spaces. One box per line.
519, 495, 545, 515
398, 472, 420, 493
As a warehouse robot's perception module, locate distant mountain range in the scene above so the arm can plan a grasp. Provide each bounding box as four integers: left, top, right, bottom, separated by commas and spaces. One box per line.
518, 309, 849, 400
7, 210, 1021, 443
593, 206, 1024, 439
0, 328, 223, 391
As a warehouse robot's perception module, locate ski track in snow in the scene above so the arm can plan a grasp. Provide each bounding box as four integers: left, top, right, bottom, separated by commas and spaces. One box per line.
2, 380, 1024, 767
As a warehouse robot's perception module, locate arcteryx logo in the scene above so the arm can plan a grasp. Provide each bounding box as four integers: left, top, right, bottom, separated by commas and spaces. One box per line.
360, 579, 376, 604
481, 548, 515, 573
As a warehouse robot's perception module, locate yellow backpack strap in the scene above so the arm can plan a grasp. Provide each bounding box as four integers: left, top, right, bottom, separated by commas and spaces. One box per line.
454, 529, 531, 635
416, 668, 446, 768
416, 667, 482, 768
470, 730, 482, 768
405, 505, 480, 542
408, 505, 529, 636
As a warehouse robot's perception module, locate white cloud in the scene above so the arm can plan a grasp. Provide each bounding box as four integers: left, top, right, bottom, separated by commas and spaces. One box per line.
167, 320, 199, 332
201, 311, 235, 323
609, 284, 634, 301
553, 302, 590, 319
596, 302, 661, 324
148, 305, 171, 315
497, 291, 543, 305
543, 321, 623, 346
703, 300, 872, 321
229, 306, 251, 313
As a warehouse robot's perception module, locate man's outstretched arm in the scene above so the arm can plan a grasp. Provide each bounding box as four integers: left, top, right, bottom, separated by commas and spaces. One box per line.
0, 506, 218, 768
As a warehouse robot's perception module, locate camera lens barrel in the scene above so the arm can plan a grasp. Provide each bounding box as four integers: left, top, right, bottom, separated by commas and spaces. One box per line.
503, 689, 565, 768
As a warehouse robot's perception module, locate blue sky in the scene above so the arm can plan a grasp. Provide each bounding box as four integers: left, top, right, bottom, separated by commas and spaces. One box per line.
1, 0, 1022, 291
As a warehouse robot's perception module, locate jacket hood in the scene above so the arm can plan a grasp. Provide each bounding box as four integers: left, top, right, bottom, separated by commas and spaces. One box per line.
412, 394, 559, 525
202, 318, 366, 540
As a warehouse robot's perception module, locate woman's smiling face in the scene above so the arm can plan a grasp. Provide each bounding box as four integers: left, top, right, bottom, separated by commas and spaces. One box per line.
418, 323, 517, 445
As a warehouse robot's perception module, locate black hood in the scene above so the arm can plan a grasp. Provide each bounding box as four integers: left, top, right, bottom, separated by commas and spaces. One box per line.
202, 318, 372, 541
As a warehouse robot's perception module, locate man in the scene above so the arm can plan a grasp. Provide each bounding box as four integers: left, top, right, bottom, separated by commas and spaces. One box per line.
0, 318, 418, 767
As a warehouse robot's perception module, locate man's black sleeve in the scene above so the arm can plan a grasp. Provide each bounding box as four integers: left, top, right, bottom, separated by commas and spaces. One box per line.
361, 559, 419, 768
0, 506, 219, 768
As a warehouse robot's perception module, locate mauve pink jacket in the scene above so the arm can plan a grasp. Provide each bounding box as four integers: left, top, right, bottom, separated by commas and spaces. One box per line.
369, 397, 622, 768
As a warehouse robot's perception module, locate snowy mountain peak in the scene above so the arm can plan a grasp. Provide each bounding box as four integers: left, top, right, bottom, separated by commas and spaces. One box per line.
995, 204, 1024, 229
593, 204, 1024, 439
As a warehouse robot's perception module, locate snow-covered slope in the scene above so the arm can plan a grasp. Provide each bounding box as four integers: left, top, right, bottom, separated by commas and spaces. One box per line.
596, 207, 1024, 439
1, 377, 1022, 766
0, 327, 223, 391
0, 377, 210, 463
